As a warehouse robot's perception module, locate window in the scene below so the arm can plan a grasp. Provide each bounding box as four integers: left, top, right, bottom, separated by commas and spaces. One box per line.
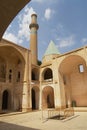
32, 71, 35, 80
9, 69, 12, 82
32, 68, 39, 81
78, 64, 84, 73
9, 69, 12, 73
44, 68, 53, 80
17, 71, 20, 82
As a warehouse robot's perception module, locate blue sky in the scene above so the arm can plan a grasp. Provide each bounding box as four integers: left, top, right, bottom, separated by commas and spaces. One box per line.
3, 0, 87, 60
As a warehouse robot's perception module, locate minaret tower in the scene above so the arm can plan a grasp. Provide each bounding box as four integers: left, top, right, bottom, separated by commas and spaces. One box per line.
29, 14, 39, 65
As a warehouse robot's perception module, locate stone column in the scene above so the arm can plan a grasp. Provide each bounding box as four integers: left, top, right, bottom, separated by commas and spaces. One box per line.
52, 61, 62, 109
39, 68, 43, 110
58, 72, 66, 108
22, 50, 31, 112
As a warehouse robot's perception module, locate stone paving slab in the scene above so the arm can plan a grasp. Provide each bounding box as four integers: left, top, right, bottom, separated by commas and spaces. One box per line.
0, 111, 87, 130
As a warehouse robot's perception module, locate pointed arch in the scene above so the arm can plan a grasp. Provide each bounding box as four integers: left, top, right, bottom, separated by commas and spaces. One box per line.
59, 55, 87, 107
42, 68, 53, 81
42, 86, 54, 109
2, 90, 11, 110
31, 86, 39, 110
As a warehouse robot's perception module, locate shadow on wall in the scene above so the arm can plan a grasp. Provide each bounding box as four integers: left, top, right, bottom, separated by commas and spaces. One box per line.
0, 121, 40, 130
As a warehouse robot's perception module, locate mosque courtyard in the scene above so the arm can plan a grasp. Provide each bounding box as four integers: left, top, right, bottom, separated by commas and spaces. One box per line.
0, 110, 87, 130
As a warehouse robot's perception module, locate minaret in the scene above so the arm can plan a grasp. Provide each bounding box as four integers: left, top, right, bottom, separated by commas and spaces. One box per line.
29, 14, 39, 65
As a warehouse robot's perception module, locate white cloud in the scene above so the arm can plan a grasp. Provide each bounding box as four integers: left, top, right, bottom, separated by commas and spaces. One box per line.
44, 8, 53, 20
3, 6, 36, 45
58, 35, 75, 48
18, 6, 36, 41
3, 32, 18, 43
82, 38, 87, 44
33, 0, 58, 4
33, 0, 43, 3
52, 24, 65, 40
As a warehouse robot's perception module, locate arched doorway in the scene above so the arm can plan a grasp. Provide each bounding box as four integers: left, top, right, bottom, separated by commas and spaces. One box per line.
31, 87, 39, 110
32, 68, 39, 81
2, 90, 9, 110
44, 68, 53, 80
42, 86, 54, 109
32, 88, 36, 110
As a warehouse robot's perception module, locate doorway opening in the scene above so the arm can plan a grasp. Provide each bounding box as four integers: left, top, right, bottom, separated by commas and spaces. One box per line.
2, 90, 9, 110
32, 88, 36, 110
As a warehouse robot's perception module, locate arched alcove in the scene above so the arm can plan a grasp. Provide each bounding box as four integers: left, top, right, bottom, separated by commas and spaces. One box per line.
2, 90, 10, 110
42, 86, 54, 109
32, 68, 39, 81
42, 68, 53, 81
31, 87, 39, 110
59, 55, 87, 107
0, 46, 25, 83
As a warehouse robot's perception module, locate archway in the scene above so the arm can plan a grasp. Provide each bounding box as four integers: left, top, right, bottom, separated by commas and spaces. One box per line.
42, 68, 53, 81
31, 87, 39, 110
59, 55, 87, 107
32, 88, 36, 109
44, 68, 52, 80
42, 86, 54, 109
32, 68, 39, 81
2, 90, 9, 110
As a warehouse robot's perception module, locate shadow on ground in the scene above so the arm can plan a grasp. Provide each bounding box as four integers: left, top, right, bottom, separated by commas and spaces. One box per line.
0, 121, 40, 130
48, 115, 80, 122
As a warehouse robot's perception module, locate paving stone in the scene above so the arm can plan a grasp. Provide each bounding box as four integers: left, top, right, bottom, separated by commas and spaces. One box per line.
0, 111, 87, 130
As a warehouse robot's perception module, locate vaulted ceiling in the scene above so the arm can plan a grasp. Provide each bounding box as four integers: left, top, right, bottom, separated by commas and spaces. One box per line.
0, 0, 31, 40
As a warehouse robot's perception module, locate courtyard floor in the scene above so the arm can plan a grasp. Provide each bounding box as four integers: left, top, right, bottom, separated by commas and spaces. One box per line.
0, 110, 87, 130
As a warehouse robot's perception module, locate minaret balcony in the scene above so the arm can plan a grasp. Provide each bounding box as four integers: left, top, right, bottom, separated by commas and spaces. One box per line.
29, 23, 39, 30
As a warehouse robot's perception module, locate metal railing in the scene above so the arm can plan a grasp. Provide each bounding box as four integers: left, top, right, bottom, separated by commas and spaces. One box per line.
42, 107, 74, 120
